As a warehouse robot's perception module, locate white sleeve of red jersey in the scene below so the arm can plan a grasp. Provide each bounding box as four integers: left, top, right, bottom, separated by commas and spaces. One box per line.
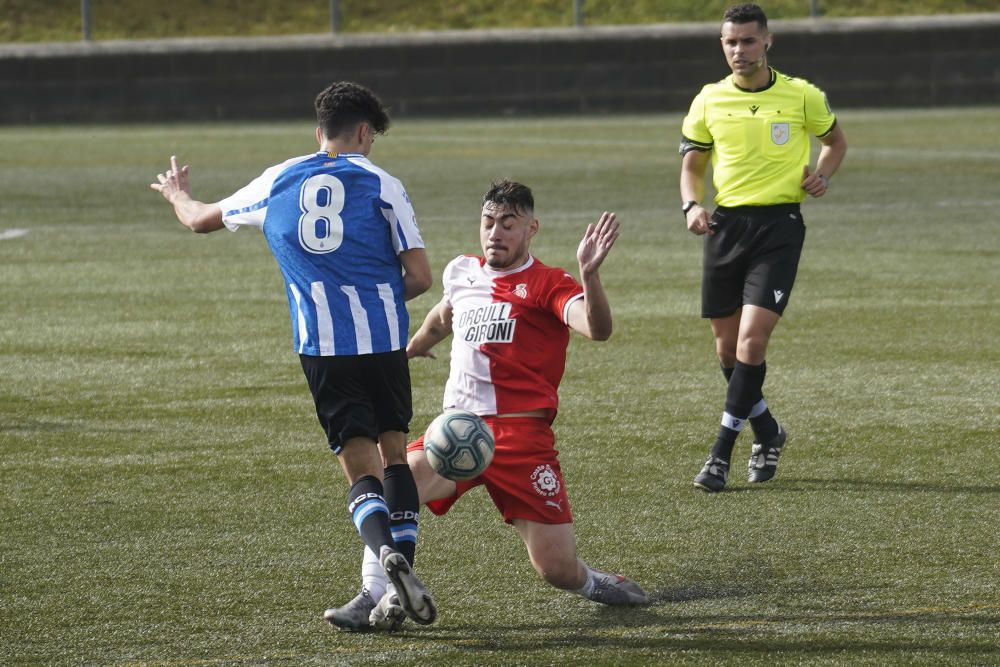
541, 269, 585, 325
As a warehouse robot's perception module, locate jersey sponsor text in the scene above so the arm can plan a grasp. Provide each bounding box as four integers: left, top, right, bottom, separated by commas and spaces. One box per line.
458, 303, 516, 344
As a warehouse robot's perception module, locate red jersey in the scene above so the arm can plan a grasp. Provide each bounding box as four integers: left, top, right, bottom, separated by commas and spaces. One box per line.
441, 255, 584, 417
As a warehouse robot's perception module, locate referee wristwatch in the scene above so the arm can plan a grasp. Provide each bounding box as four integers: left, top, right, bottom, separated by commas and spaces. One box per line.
682, 200, 699, 216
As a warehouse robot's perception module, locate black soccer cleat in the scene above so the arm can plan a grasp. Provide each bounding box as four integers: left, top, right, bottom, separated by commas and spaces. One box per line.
747, 425, 787, 483
324, 587, 377, 632
693, 455, 730, 493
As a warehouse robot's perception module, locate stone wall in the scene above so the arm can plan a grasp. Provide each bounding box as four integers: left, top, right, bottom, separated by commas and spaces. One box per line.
1, 13, 997, 124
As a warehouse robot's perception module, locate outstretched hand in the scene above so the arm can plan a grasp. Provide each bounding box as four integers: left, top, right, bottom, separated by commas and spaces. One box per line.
577, 211, 619, 278
150, 155, 191, 203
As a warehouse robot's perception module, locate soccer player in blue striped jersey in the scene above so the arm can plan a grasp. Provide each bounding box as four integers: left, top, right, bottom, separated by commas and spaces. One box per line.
151, 81, 436, 630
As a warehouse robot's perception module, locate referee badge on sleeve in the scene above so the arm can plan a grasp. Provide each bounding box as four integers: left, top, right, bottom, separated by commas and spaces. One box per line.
771, 122, 790, 145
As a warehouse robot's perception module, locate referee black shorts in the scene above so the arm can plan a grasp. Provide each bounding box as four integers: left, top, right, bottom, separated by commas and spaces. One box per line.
701, 204, 806, 319
299, 349, 413, 454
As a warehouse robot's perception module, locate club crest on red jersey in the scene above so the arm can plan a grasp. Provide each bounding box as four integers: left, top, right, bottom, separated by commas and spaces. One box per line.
530, 464, 561, 497
513, 283, 528, 299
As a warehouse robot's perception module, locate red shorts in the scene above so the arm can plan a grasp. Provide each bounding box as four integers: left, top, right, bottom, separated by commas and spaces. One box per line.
407, 416, 573, 524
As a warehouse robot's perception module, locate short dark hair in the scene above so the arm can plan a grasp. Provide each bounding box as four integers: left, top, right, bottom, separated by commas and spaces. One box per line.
314, 81, 390, 140
723, 3, 768, 29
482, 179, 534, 216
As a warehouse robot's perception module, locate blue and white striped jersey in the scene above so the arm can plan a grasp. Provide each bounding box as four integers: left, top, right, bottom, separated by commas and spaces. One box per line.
216, 152, 424, 356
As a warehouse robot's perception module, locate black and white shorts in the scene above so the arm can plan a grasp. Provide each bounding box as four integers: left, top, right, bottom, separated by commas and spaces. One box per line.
701, 204, 806, 319
299, 349, 412, 454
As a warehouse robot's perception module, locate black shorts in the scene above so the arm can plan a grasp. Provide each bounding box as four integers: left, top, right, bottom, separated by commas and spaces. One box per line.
701, 204, 806, 319
299, 350, 412, 454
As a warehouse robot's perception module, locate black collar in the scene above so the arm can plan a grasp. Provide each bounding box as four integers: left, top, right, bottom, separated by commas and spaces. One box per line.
733, 67, 777, 93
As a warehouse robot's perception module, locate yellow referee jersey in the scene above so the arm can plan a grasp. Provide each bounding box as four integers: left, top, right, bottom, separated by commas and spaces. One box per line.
681, 68, 836, 207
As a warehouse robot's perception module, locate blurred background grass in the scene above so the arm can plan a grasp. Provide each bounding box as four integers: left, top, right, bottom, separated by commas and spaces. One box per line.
2, 0, 999, 42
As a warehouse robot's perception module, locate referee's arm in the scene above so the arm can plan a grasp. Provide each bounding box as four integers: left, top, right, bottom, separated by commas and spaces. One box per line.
679, 148, 713, 236
803, 124, 848, 198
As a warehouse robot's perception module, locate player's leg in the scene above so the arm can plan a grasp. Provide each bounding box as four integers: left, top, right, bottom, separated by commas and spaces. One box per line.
739, 215, 804, 483
716, 306, 779, 445
336, 438, 462, 632
720, 361, 781, 448
301, 353, 434, 630
373, 352, 422, 567
513, 520, 585, 590
693, 312, 742, 491
299, 354, 401, 567
712, 309, 741, 369
323, 436, 398, 630
694, 212, 748, 492
512, 520, 648, 605
370, 430, 436, 629
732, 305, 784, 469
368, 351, 436, 628
346, 440, 409, 618
697, 305, 782, 492
329, 470, 436, 631
379, 433, 419, 565
337, 436, 397, 555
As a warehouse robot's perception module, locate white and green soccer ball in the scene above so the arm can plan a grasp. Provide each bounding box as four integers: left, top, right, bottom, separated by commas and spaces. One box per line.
423, 410, 495, 481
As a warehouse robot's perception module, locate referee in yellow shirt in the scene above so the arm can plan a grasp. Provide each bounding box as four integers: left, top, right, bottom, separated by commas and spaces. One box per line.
679, 3, 847, 492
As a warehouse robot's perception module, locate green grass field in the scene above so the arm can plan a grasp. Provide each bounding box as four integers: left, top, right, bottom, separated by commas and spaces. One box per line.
1, 108, 998, 665
2, 0, 998, 41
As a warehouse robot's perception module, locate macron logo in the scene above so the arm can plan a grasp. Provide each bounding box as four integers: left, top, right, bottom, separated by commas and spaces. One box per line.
774, 290, 785, 304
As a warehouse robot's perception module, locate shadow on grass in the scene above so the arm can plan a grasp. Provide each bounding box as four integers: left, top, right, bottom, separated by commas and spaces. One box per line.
400, 603, 1000, 660
768, 476, 1000, 495
320, 571, 1000, 662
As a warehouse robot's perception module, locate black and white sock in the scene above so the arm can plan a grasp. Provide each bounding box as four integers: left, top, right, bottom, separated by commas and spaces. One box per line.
710, 360, 766, 461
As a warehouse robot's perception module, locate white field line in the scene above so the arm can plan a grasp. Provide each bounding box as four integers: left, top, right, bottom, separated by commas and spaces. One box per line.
0, 228, 29, 241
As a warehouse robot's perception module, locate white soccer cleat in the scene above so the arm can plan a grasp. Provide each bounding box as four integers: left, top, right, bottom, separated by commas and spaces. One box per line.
379, 548, 437, 625
369, 590, 407, 632
587, 570, 650, 606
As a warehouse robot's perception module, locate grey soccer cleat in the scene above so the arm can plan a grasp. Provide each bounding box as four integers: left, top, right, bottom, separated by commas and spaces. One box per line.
748, 425, 787, 483
323, 588, 377, 632
380, 548, 437, 625
693, 455, 730, 492
588, 570, 650, 606
369, 590, 407, 632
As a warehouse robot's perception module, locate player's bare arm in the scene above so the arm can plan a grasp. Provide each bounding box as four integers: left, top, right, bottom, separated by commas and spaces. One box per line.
801, 124, 848, 198
567, 211, 618, 341
399, 247, 433, 300
150, 156, 224, 233
406, 299, 453, 359
680, 149, 714, 235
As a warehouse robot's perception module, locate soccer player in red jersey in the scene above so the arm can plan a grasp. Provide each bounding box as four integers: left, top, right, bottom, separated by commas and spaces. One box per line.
326, 180, 648, 632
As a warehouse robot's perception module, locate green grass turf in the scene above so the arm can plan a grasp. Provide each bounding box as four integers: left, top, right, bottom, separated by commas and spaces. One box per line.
1, 109, 998, 665
2, 0, 998, 42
